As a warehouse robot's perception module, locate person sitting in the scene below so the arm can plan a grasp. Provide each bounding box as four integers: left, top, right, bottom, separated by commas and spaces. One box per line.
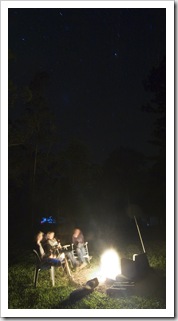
72, 228, 87, 268
33, 231, 63, 268
44, 231, 78, 270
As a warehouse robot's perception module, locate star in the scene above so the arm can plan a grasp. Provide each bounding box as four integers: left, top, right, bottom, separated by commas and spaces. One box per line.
113, 51, 119, 58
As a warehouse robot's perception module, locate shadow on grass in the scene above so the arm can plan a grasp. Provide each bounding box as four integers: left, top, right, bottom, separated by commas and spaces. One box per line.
52, 287, 94, 308
52, 267, 166, 309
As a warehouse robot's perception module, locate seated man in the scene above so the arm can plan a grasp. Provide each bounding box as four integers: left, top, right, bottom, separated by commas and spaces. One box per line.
44, 231, 78, 270
72, 228, 87, 268
34, 231, 63, 267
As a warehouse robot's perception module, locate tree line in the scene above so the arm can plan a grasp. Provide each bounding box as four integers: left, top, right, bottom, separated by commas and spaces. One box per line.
8, 52, 166, 238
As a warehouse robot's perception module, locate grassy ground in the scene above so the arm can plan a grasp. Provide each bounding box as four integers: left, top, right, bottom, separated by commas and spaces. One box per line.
8, 238, 166, 310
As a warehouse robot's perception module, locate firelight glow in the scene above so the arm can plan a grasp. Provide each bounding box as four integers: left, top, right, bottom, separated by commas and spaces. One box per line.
97, 249, 121, 282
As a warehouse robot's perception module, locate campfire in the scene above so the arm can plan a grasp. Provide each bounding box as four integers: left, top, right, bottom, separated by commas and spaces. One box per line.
98, 248, 121, 282
84, 248, 121, 285
72, 217, 150, 299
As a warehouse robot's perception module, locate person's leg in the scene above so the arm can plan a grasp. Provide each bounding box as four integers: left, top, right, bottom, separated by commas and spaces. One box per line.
46, 258, 62, 267
66, 251, 78, 268
80, 245, 87, 262
77, 246, 87, 264
50, 256, 73, 279
76, 247, 84, 264
64, 256, 72, 278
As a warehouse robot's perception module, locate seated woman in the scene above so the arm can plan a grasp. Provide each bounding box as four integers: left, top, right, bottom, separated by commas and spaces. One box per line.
72, 228, 87, 268
44, 231, 78, 270
34, 231, 63, 267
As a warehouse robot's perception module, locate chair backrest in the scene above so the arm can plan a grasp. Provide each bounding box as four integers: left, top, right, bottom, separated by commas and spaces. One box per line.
33, 249, 42, 264
71, 241, 90, 259
32, 249, 55, 287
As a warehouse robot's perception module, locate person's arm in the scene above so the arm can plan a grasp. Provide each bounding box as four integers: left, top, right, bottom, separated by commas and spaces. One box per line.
72, 235, 79, 246
57, 241, 62, 249
72, 235, 76, 244
43, 241, 54, 258
38, 243, 45, 257
77, 232, 84, 244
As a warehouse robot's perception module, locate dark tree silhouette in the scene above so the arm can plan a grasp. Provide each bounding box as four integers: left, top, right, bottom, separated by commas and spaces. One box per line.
142, 57, 166, 225
142, 56, 166, 152
8, 67, 58, 234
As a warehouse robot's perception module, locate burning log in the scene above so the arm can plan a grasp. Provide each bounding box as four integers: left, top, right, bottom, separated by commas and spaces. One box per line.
69, 278, 99, 302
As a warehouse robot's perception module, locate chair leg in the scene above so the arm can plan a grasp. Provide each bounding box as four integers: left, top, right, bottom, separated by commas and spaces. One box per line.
50, 266, 55, 286
34, 268, 39, 287
64, 257, 72, 278
86, 257, 90, 264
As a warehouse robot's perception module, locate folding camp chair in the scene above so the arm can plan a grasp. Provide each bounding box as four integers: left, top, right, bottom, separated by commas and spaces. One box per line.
32, 249, 72, 287
71, 241, 92, 264
33, 249, 55, 287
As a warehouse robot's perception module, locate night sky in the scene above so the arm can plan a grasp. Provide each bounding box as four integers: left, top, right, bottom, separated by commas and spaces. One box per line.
5, 5, 173, 315
8, 8, 166, 162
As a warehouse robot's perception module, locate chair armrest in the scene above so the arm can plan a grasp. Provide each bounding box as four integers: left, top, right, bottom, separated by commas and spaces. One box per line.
62, 244, 71, 250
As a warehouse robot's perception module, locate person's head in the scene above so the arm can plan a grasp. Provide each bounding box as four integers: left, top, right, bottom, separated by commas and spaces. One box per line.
35, 231, 44, 243
46, 231, 55, 240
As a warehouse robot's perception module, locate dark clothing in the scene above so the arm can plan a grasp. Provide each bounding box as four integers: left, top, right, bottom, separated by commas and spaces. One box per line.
72, 231, 86, 264
43, 240, 55, 258
33, 242, 45, 258
43, 239, 78, 268
33, 242, 62, 267
72, 231, 84, 246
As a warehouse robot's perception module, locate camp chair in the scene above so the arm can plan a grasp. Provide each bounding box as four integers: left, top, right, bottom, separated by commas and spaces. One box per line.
71, 241, 92, 264
33, 249, 72, 287
61, 244, 76, 270
33, 249, 55, 287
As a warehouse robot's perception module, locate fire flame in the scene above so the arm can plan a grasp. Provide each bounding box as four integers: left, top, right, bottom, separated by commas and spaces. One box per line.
89, 248, 121, 283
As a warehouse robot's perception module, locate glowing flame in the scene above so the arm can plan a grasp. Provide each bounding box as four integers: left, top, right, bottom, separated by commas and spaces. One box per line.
86, 248, 121, 284
90, 249, 121, 283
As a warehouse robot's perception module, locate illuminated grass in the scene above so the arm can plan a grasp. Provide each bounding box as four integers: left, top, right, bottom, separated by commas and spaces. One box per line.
8, 241, 166, 309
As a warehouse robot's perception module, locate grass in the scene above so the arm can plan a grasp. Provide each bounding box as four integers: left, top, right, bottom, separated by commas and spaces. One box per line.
8, 238, 166, 310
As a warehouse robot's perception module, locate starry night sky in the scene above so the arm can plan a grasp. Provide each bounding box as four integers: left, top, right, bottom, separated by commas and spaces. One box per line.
8, 8, 166, 162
